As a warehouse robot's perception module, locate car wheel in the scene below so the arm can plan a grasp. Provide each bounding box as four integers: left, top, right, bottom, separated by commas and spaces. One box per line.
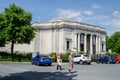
87, 62, 91, 65
116, 61, 119, 64
31, 61, 34, 65
97, 61, 99, 64
36, 62, 40, 66
79, 60, 83, 65
48, 63, 52, 66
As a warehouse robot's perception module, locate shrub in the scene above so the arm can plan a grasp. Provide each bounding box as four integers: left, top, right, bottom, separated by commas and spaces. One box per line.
61, 50, 71, 62
0, 51, 32, 62
50, 52, 57, 62
106, 52, 119, 57
79, 51, 85, 54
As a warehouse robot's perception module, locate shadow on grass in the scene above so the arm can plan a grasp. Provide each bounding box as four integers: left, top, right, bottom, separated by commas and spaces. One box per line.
0, 71, 77, 80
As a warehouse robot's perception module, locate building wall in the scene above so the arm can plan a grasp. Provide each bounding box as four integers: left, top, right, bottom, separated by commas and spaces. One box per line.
14, 42, 34, 53
39, 29, 52, 54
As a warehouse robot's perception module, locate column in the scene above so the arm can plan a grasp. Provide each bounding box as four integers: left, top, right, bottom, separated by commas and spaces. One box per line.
98, 36, 101, 53
78, 34, 80, 53
104, 42, 106, 53
74, 33, 77, 52
84, 33, 87, 53
90, 34, 93, 54
96, 36, 98, 54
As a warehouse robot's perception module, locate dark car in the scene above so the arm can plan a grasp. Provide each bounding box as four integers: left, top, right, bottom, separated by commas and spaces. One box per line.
31, 55, 52, 66
97, 56, 116, 64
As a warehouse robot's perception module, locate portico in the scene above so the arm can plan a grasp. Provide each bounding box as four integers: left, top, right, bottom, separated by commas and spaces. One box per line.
75, 33, 105, 54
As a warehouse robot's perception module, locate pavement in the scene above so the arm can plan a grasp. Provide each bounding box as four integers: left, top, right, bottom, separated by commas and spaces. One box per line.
0, 62, 120, 80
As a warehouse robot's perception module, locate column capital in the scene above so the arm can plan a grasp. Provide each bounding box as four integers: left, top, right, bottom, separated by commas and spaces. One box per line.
84, 33, 87, 36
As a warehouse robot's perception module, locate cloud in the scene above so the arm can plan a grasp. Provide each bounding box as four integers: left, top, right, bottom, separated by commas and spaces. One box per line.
82, 11, 120, 36
56, 8, 94, 21
84, 11, 93, 15
100, 11, 120, 28
55, 8, 120, 36
56, 8, 82, 21
92, 4, 101, 9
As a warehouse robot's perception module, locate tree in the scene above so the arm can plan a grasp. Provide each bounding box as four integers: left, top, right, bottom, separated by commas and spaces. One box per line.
110, 32, 120, 53
106, 35, 110, 51
107, 31, 120, 53
0, 13, 8, 46
0, 3, 35, 55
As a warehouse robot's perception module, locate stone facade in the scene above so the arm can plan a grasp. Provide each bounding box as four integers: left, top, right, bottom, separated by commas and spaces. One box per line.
32, 18, 106, 54
0, 18, 106, 54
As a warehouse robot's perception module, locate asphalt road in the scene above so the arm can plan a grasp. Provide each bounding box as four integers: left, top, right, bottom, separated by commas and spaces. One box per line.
0, 62, 120, 80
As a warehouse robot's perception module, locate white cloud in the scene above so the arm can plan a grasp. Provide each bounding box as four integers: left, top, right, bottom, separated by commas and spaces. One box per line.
104, 11, 120, 28
82, 11, 120, 36
56, 8, 94, 21
92, 4, 101, 9
55, 8, 120, 36
56, 8, 83, 21
84, 11, 93, 15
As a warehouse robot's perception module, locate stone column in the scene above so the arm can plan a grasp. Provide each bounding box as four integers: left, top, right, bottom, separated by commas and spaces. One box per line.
74, 33, 77, 52
96, 36, 98, 54
78, 34, 80, 53
90, 34, 93, 54
103, 41, 106, 54
84, 33, 87, 53
98, 36, 101, 53
104, 42, 106, 53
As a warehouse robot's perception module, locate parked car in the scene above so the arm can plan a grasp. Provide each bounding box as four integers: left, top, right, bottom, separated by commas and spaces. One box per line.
97, 56, 116, 64
31, 54, 52, 66
115, 56, 120, 63
73, 54, 91, 65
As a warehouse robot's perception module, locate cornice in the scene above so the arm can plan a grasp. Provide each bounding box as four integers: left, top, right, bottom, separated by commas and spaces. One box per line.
32, 19, 107, 34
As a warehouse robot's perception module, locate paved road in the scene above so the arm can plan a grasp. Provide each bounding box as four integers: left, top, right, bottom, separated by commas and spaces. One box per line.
0, 62, 120, 80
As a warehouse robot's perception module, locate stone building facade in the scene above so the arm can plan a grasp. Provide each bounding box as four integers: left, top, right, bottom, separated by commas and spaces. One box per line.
0, 18, 106, 54
32, 18, 106, 54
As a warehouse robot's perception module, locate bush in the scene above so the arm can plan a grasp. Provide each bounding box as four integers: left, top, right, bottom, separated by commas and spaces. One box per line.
61, 51, 71, 62
50, 51, 72, 62
106, 52, 119, 57
79, 51, 85, 54
0, 52, 32, 62
50, 52, 57, 62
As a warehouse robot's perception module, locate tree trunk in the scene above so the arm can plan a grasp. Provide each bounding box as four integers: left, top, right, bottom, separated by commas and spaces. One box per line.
11, 40, 14, 60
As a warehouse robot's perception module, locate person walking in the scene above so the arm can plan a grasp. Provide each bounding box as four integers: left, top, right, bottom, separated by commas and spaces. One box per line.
68, 52, 74, 73
56, 53, 62, 70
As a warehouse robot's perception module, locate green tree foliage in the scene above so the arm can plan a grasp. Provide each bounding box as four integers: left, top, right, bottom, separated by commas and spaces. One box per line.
106, 35, 110, 51
110, 32, 120, 53
0, 14, 8, 46
0, 3, 35, 55
107, 31, 120, 53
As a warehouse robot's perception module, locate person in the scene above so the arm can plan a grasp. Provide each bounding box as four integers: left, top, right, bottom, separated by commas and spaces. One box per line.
68, 52, 74, 73
56, 53, 62, 70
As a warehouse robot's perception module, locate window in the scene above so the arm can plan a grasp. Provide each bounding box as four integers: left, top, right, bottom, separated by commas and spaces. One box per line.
66, 40, 70, 50
102, 43, 104, 51
66, 39, 71, 50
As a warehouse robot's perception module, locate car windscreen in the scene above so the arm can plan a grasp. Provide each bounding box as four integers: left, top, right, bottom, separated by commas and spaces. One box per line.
84, 55, 89, 57
39, 55, 49, 58
74, 55, 81, 57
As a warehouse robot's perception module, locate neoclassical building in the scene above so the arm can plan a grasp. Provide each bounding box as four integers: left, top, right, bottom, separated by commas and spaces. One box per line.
32, 18, 106, 54
1, 18, 106, 54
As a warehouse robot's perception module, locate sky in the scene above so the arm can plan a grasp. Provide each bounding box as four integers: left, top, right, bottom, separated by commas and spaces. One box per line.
0, 0, 120, 36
